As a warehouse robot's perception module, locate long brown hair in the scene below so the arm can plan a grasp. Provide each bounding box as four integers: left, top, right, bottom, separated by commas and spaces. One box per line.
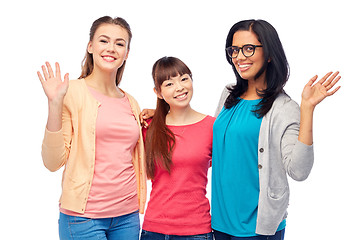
79, 16, 132, 86
145, 56, 192, 179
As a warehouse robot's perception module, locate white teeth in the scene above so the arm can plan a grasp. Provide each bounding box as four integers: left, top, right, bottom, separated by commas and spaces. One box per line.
175, 93, 187, 98
103, 56, 115, 60
239, 64, 251, 68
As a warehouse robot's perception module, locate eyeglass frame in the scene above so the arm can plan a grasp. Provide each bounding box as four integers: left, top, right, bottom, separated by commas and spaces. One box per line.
226, 44, 263, 58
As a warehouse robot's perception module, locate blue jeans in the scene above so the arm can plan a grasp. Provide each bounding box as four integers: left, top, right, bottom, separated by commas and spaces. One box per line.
213, 229, 285, 240
140, 230, 213, 240
59, 211, 140, 240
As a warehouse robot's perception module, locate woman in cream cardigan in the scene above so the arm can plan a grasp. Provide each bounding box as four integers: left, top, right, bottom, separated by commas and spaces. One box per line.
38, 16, 146, 240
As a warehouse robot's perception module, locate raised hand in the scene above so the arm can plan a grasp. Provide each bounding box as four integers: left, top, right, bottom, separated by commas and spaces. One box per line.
301, 71, 341, 109
37, 62, 69, 103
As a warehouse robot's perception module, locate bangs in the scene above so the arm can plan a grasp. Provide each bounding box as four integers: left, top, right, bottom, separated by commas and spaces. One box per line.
152, 57, 192, 87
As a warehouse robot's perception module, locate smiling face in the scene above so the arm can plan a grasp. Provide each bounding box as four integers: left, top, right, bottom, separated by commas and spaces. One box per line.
87, 23, 129, 74
231, 30, 266, 83
156, 73, 193, 110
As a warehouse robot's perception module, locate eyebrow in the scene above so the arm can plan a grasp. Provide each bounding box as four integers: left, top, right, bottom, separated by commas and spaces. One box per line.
98, 35, 127, 42
233, 44, 255, 47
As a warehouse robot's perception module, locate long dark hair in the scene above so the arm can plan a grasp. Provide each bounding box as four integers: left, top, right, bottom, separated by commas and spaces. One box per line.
79, 16, 132, 86
145, 56, 192, 179
225, 19, 289, 117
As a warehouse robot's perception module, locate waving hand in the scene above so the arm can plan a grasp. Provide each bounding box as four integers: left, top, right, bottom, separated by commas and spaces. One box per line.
37, 62, 69, 103
301, 71, 341, 108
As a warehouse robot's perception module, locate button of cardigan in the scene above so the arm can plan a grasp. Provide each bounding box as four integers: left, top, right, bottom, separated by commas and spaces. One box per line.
259, 148, 264, 153
258, 164, 263, 169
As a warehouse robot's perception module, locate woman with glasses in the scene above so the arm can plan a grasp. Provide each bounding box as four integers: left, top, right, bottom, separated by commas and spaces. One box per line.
38, 16, 146, 239
211, 19, 340, 240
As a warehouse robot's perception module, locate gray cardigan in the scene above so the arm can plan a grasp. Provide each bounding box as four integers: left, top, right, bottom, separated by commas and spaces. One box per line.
215, 85, 314, 235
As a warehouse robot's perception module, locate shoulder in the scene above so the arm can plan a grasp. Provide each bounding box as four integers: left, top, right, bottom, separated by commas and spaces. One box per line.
63, 79, 87, 105
273, 93, 299, 112
215, 83, 235, 117
268, 93, 300, 123
122, 90, 139, 106
122, 89, 141, 114
205, 115, 216, 124
66, 79, 86, 96
192, 111, 215, 124
220, 84, 234, 98
198, 115, 216, 127
68, 78, 85, 89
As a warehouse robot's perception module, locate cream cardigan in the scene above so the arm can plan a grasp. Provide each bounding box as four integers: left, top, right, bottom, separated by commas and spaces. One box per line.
42, 79, 146, 214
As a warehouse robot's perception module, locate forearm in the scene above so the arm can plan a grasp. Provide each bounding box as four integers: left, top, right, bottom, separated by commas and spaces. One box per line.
46, 100, 63, 132
298, 102, 315, 145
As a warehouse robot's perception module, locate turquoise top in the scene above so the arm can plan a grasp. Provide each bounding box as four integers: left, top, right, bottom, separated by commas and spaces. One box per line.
211, 99, 285, 237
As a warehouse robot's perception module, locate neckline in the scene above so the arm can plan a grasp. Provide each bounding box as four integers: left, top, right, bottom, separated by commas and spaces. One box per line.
238, 97, 262, 101
81, 78, 126, 100
87, 85, 126, 101
167, 115, 209, 127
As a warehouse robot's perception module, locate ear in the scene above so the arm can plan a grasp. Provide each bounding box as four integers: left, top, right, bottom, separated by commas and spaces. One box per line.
268, 57, 271, 63
153, 87, 163, 99
87, 41, 93, 54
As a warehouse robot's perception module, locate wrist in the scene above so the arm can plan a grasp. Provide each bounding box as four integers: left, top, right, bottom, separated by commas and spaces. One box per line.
48, 97, 64, 108
300, 99, 316, 113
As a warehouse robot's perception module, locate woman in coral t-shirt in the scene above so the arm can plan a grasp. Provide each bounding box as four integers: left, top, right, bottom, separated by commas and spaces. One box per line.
141, 56, 214, 240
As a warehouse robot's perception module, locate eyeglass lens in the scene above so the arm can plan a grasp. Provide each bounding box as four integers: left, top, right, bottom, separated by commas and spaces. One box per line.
227, 45, 256, 58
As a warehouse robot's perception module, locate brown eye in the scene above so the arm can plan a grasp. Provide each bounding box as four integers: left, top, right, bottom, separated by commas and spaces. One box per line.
243, 45, 255, 54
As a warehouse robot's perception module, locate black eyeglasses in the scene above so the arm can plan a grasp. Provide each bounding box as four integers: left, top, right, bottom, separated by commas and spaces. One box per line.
226, 44, 263, 58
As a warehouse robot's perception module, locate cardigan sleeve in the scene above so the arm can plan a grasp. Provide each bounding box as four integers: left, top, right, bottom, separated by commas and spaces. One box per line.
41, 93, 73, 172
280, 99, 314, 181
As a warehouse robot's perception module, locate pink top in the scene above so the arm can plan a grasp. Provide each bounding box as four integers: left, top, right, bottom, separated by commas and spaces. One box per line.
142, 115, 215, 235
61, 86, 139, 218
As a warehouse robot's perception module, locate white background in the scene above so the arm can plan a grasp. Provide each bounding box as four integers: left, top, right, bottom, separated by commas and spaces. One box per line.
1, 0, 359, 239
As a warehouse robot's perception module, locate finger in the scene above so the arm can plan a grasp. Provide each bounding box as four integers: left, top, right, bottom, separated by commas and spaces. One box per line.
64, 73, 70, 85
139, 113, 145, 124
46, 62, 55, 78
41, 64, 49, 80
307, 75, 318, 87
324, 71, 340, 87
55, 62, 61, 79
327, 86, 341, 96
318, 72, 333, 85
326, 75, 341, 91
37, 71, 45, 83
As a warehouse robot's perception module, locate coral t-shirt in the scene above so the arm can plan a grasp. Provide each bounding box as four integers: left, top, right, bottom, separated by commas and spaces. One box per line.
142, 115, 215, 235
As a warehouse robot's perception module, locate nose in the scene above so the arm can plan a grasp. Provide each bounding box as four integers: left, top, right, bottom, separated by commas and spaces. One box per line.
232, 51, 246, 66
106, 43, 115, 52
175, 81, 184, 91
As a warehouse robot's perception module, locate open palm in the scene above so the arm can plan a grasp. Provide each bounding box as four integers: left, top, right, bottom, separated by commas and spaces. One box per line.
301, 71, 341, 107
37, 62, 69, 102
